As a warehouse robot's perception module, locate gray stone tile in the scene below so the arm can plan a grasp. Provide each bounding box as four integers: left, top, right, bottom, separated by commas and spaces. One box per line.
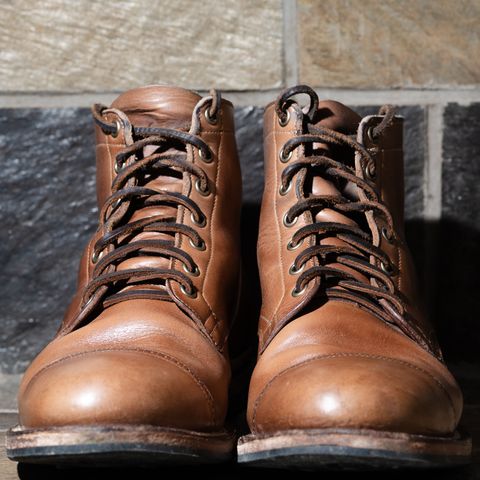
0, 108, 97, 374
438, 103, 480, 361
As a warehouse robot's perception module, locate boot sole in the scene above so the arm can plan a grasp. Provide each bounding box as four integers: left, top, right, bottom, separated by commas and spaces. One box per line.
6, 424, 236, 466
237, 428, 471, 470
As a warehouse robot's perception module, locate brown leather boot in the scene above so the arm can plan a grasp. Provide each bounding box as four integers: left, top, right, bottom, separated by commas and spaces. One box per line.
6, 86, 242, 465
238, 85, 471, 469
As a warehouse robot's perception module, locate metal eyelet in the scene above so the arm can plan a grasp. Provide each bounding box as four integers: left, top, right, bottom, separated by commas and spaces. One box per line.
205, 108, 218, 125
111, 119, 122, 138
279, 181, 292, 196
110, 199, 122, 211
367, 126, 378, 143
183, 263, 200, 277
278, 109, 290, 127
283, 212, 298, 228
279, 146, 293, 163
289, 263, 304, 275
292, 285, 307, 297
287, 238, 304, 251
180, 284, 197, 298
189, 238, 206, 251
381, 226, 393, 242
190, 211, 206, 228
198, 148, 213, 163
364, 162, 376, 180
91, 249, 103, 264
114, 158, 124, 173
381, 260, 394, 275
195, 178, 211, 196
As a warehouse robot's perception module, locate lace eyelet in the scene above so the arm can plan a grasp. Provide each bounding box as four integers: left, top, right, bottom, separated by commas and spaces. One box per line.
381, 260, 394, 275
205, 108, 218, 125
114, 159, 124, 173
199, 148, 213, 163
367, 126, 378, 143
287, 238, 304, 251
279, 146, 293, 163
183, 263, 200, 277
190, 211, 206, 228
278, 109, 290, 127
364, 162, 376, 180
180, 284, 197, 298
381, 226, 393, 242
289, 262, 304, 275
91, 249, 103, 264
279, 181, 292, 196
189, 238, 206, 251
195, 178, 211, 196
283, 212, 298, 228
111, 199, 121, 210
111, 119, 122, 138
292, 285, 307, 297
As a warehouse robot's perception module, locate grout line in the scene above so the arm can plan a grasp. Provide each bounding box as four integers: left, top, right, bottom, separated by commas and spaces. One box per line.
424, 104, 444, 220
0, 88, 479, 109
282, 0, 299, 86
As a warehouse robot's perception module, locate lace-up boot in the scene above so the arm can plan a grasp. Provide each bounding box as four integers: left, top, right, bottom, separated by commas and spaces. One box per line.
238, 85, 471, 469
7, 85, 242, 465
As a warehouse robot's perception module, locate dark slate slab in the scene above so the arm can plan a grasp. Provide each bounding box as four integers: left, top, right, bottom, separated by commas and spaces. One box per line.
438, 103, 480, 361
0, 108, 97, 373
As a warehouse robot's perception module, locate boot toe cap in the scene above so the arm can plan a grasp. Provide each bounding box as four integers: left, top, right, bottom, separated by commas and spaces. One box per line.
19, 349, 217, 431
249, 354, 457, 436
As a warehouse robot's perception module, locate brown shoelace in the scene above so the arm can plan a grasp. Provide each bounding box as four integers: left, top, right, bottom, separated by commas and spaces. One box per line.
78, 92, 220, 317
275, 85, 431, 350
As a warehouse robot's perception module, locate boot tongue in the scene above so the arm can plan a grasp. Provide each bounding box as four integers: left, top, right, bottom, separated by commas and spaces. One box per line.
306, 101, 368, 284
111, 85, 202, 130
313, 100, 361, 134
110, 86, 201, 276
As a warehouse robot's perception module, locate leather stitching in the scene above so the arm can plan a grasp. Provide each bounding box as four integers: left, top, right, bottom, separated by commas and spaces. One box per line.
251, 352, 456, 433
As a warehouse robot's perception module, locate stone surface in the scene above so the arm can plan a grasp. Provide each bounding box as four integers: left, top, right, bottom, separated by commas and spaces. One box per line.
0, 108, 97, 373
298, 0, 480, 88
0, 0, 283, 92
439, 103, 480, 361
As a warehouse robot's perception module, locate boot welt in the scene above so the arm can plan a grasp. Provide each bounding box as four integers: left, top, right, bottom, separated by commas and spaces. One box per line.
6, 424, 236, 466
237, 428, 472, 469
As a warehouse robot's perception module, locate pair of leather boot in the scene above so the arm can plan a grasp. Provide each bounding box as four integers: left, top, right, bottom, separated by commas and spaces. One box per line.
6, 85, 471, 469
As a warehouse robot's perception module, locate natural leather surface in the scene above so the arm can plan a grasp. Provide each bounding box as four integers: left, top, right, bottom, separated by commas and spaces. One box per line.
17, 86, 242, 432
247, 91, 463, 437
